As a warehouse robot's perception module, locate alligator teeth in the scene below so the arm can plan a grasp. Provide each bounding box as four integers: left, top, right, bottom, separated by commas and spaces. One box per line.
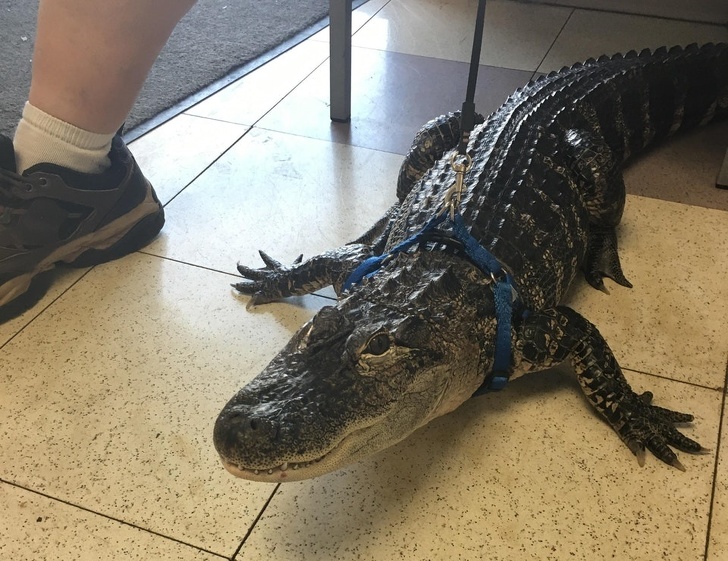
280, 462, 289, 471
267, 469, 274, 474
253, 470, 259, 475
292, 464, 299, 470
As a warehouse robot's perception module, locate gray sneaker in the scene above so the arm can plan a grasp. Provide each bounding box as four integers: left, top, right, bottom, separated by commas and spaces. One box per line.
0, 134, 165, 307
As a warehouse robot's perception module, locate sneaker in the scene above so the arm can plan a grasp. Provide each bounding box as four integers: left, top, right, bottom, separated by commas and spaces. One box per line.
0, 134, 165, 307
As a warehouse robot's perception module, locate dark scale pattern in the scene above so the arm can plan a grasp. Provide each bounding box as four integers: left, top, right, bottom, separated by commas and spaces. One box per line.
220, 44, 728, 480
386, 43, 727, 309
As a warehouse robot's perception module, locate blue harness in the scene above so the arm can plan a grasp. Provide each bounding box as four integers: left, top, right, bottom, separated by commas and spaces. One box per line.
342, 210, 520, 395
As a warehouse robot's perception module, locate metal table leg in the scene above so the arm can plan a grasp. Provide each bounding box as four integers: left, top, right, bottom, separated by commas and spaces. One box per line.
329, 0, 352, 122
717, 148, 728, 189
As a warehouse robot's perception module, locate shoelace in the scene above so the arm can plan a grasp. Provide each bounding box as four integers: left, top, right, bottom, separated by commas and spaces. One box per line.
0, 170, 29, 225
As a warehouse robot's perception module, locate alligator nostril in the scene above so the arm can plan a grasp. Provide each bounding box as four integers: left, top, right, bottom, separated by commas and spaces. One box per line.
213, 402, 284, 463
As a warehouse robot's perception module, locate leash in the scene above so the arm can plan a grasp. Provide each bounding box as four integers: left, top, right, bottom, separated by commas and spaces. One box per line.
344, 0, 519, 395
457, 0, 487, 156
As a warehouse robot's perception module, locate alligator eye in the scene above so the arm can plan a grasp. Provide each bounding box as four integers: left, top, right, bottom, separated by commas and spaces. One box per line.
363, 333, 391, 356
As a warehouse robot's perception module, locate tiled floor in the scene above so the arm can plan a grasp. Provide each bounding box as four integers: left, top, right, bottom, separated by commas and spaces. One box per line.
2, 1, 727, 559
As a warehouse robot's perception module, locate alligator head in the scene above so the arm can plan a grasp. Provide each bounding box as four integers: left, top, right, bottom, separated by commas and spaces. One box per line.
213, 251, 497, 481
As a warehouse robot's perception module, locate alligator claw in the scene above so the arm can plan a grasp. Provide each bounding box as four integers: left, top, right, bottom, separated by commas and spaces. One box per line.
236, 264, 269, 281
233, 250, 305, 304
584, 226, 632, 291
628, 440, 647, 466
620, 395, 702, 470
257, 250, 283, 269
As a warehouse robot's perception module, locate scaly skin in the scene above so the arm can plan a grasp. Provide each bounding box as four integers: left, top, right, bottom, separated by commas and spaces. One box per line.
214, 44, 727, 481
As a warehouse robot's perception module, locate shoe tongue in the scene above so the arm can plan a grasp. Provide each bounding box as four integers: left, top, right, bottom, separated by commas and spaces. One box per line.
0, 135, 18, 173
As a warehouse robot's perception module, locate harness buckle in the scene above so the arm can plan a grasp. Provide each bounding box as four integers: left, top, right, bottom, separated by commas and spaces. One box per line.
438, 153, 472, 219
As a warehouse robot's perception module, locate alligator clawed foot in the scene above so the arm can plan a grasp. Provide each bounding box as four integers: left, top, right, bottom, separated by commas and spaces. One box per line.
233, 250, 305, 305
584, 226, 632, 292
621, 395, 703, 470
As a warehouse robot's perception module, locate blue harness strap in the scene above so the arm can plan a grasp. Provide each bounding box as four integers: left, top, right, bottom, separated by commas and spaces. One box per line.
343, 211, 519, 394
342, 213, 447, 292
451, 213, 515, 394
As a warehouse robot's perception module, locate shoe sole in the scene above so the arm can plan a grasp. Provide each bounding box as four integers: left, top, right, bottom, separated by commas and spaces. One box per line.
0, 183, 164, 308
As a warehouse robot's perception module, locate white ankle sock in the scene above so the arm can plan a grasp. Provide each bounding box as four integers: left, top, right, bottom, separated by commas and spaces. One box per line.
13, 102, 114, 175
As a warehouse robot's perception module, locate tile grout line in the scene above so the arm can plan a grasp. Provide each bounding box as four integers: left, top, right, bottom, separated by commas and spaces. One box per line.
0, 478, 229, 559
531, 2, 728, 26
622, 366, 726, 393
134, 250, 338, 302
230, 483, 281, 560
531, 7, 575, 79
703, 355, 728, 560
135, 251, 243, 279
158, 125, 254, 209
0, 268, 95, 351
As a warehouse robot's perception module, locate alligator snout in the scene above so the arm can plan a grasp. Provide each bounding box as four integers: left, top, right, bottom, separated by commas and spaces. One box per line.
216, 405, 280, 440
213, 403, 283, 469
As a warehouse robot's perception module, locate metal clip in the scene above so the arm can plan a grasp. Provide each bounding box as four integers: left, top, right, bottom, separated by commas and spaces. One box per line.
439, 153, 472, 219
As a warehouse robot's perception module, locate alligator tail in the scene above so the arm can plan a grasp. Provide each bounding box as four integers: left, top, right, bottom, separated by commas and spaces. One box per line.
587, 43, 728, 163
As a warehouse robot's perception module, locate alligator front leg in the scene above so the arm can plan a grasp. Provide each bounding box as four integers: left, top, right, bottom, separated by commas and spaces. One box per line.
235, 204, 400, 305
234, 243, 376, 306
513, 306, 704, 469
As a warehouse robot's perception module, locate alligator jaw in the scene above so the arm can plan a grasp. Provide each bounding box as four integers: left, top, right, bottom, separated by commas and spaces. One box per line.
218, 424, 375, 482
220, 457, 326, 482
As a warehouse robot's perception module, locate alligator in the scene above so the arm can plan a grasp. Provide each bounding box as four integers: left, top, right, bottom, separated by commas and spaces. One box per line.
213, 43, 728, 482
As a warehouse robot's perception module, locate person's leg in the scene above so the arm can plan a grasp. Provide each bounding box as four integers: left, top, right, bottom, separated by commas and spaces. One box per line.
30, 0, 197, 135
1, 0, 196, 308
13, 0, 197, 174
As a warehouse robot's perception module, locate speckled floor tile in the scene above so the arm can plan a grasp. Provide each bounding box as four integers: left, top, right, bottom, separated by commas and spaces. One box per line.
257, 48, 533, 155
0, 252, 328, 553
0, 483, 222, 561
563, 194, 728, 389
185, 39, 330, 127
708, 401, 728, 560
538, 9, 728, 72
351, 0, 572, 71
143, 128, 403, 273
127, 113, 248, 205
623, 122, 728, 212
234, 368, 721, 561
0, 268, 88, 344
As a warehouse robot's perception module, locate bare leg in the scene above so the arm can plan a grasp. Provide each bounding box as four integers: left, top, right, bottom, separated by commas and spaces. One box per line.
1, 0, 195, 307
29, 0, 198, 134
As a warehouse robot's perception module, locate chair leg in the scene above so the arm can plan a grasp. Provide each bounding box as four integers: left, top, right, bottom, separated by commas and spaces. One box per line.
329, 0, 352, 123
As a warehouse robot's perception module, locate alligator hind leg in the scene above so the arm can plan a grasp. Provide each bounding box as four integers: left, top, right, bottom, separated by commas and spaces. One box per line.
513, 306, 704, 469
584, 225, 632, 292
564, 127, 632, 291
